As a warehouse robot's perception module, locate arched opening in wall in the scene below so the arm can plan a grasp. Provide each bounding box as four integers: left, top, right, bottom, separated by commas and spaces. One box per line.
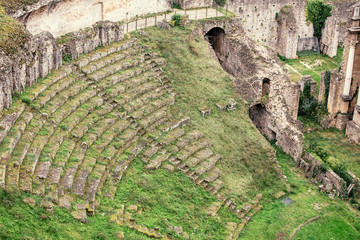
249, 104, 276, 140
205, 27, 226, 59
262, 78, 270, 97
92, 2, 104, 24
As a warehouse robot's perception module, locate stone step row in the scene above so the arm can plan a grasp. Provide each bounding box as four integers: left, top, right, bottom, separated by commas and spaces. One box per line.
72, 119, 133, 197
0, 73, 82, 162
0, 66, 73, 147
1, 75, 88, 165
1, 54, 165, 191
76, 38, 138, 69
82, 46, 142, 75
13, 87, 100, 191
109, 203, 172, 240
88, 50, 147, 82
44, 71, 171, 201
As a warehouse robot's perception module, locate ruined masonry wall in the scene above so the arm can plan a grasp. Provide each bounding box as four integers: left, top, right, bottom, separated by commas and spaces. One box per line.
227, 0, 313, 52
23, 0, 171, 38
0, 21, 124, 111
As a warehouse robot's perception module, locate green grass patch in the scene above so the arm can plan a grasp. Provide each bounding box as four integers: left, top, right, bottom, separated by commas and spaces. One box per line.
136, 25, 287, 202
240, 145, 360, 239
281, 47, 343, 85
305, 128, 360, 177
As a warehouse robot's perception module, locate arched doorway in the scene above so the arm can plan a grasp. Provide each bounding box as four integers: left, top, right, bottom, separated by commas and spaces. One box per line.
262, 78, 270, 97
205, 27, 226, 58
249, 104, 276, 140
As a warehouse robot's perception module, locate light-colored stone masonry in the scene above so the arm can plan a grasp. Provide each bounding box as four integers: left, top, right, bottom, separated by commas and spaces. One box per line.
22, 0, 171, 38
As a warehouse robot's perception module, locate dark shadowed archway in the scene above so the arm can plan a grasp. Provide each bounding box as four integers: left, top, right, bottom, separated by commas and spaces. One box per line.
205, 27, 226, 58
262, 78, 270, 97
249, 104, 276, 140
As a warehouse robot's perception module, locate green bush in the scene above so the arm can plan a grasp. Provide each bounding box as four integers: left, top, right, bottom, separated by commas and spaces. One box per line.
306, 0, 332, 41
62, 54, 72, 63
298, 81, 327, 121
215, 0, 226, 6
171, 14, 181, 26
171, 2, 181, 9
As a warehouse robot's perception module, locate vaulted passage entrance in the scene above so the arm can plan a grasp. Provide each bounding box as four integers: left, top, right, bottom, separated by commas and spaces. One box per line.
205, 27, 226, 62
249, 104, 276, 140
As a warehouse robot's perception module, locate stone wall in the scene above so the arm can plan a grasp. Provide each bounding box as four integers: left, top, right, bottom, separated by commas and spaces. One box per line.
320, 1, 356, 57
0, 21, 125, 112
176, 0, 213, 9
200, 19, 303, 159
297, 37, 318, 52
227, 0, 313, 59
298, 153, 346, 196
0, 31, 62, 110
18, 0, 171, 38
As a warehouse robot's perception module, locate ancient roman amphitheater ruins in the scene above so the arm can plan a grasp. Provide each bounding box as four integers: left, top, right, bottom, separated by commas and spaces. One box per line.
0, 0, 360, 239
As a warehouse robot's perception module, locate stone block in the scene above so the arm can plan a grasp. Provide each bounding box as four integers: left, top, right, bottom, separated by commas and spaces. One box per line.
198, 106, 212, 116
163, 164, 175, 172
346, 121, 360, 144
72, 210, 87, 223
227, 99, 237, 111
23, 198, 36, 207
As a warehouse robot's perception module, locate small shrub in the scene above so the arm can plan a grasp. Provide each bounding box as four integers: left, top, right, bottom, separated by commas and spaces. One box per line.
215, 0, 226, 6
62, 54, 72, 63
306, 0, 332, 41
171, 14, 181, 26
171, 3, 182, 9
298, 81, 327, 122
59, 122, 68, 131
20, 95, 31, 104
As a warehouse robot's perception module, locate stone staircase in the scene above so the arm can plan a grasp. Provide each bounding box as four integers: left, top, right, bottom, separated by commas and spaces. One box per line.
0, 36, 262, 235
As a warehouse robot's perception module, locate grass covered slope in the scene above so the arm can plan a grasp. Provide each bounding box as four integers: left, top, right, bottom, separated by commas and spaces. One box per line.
135, 25, 287, 202
0, 0, 39, 14
0, 4, 29, 54
240, 146, 360, 240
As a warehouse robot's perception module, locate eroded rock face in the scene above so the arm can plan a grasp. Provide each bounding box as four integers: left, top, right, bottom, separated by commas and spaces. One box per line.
0, 30, 62, 110
201, 18, 303, 159
0, 20, 125, 112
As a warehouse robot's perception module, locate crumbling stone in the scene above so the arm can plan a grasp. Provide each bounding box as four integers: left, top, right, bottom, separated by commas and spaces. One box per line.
227, 99, 237, 111
23, 198, 36, 207
41, 200, 54, 214
72, 210, 87, 223
198, 106, 212, 116
163, 164, 175, 172
156, 20, 171, 30
116, 231, 125, 239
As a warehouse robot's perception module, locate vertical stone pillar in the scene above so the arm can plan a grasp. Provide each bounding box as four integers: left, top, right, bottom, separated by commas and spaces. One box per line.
342, 40, 358, 99
355, 87, 360, 125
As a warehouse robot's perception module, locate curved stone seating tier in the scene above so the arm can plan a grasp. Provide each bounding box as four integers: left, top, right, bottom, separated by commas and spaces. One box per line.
0, 36, 261, 230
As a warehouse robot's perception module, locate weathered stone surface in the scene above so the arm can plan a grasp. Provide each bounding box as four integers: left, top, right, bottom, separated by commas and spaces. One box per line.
0, 165, 5, 188
41, 200, 54, 214
346, 121, 360, 144
156, 20, 171, 30
72, 210, 87, 223
198, 106, 212, 117
23, 198, 36, 207
206, 201, 223, 216
163, 164, 175, 172
116, 231, 125, 239
227, 99, 237, 111
59, 195, 72, 210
